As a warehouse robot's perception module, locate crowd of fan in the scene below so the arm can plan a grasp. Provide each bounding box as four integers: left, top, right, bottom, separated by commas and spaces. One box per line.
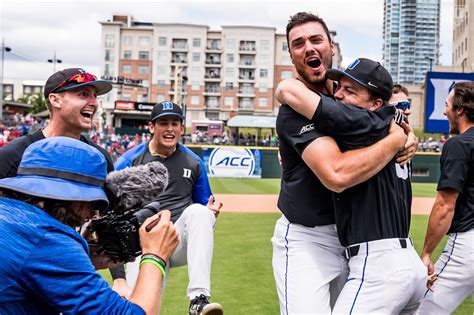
1, 113, 444, 156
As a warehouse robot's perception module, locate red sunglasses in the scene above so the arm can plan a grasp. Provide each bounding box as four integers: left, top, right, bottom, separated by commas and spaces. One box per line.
52, 73, 97, 92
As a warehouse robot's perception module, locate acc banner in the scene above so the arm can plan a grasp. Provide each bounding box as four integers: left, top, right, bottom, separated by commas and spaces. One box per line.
201, 147, 262, 178
425, 71, 474, 133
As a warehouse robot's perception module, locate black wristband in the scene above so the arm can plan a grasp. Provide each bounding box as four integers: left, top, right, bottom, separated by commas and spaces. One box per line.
110, 265, 126, 280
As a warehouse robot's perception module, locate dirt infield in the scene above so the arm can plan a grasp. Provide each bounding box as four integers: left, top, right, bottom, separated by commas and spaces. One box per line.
215, 194, 435, 215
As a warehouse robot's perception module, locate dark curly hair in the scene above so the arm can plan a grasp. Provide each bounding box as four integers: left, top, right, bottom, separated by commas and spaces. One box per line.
451, 82, 474, 122
286, 12, 332, 51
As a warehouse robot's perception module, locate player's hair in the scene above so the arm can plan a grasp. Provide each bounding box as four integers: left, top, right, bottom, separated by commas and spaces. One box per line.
451, 81, 474, 122
367, 90, 390, 107
0, 189, 88, 228
286, 12, 332, 51
392, 84, 409, 96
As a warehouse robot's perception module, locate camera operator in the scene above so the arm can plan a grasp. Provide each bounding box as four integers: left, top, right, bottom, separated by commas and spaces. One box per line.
0, 137, 179, 314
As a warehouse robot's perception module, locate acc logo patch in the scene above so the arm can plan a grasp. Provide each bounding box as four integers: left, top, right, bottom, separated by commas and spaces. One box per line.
208, 148, 255, 177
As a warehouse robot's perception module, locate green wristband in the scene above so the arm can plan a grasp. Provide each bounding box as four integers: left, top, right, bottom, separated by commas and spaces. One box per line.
140, 257, 166, 279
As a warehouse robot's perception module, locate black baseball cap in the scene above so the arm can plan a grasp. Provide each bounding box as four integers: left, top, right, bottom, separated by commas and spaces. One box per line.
150, 101, 185, 122
44, 68, 112, 99
326, 58, 393, 101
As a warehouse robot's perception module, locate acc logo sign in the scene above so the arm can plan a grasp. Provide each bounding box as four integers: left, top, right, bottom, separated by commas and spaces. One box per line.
208, 148, 255, 177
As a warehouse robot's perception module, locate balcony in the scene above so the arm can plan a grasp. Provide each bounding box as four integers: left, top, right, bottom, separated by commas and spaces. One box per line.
238, 62, 256, 69
171, 45, 188, 52
203, 88, 221, 96
238, 104, 255, 112
238, 74, 255, 83
206, 46, 223, 53
237, 90, 255, 97
205, 60, 222, 67
170, 59, 188, 66
238, 46, 256, 54
204, 74, 221, 82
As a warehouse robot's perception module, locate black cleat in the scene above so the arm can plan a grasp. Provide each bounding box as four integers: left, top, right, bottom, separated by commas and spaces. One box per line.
188, 294, 223, 315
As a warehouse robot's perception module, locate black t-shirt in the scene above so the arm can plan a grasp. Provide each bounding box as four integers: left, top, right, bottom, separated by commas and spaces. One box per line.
437, 127, 474, 233
132, 145, 203, 223
0, 130, 115, 179
276, 104, 335, 227
314, 95, 412, 247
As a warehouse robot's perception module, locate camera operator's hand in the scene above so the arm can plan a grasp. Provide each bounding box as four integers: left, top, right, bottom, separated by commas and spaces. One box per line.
139, 210, 179, 261
80, 219, 123, 270
207, 195, 223, 218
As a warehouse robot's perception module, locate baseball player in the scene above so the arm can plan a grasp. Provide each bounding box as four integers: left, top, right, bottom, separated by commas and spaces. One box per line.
277, 58, 427, 314
417, 81, 474, 314
111, 102, 223, 315
272, 12, 416, 315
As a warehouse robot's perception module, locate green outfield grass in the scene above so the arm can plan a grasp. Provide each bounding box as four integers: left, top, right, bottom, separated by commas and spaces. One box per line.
209, 178, 438, 198
99, 213, 473, 314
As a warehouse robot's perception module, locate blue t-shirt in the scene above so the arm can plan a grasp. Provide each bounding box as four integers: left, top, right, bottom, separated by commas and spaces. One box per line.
0, 198, 145, 314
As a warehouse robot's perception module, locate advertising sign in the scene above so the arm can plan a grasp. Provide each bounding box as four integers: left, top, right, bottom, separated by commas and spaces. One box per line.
425, 71, 474, 133
201, 147, 262, 178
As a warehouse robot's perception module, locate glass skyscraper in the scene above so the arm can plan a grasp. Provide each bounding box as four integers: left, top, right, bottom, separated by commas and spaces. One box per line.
383, 0, 440, 85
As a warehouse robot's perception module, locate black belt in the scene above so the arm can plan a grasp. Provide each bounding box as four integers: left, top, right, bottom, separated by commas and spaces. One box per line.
344, 238, 410, 259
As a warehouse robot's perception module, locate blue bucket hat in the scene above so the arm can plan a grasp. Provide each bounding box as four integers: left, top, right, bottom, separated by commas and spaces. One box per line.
0, 137, 108, 208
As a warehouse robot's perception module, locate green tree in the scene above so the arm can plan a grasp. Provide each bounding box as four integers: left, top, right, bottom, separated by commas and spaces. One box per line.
30, 94, 47, 114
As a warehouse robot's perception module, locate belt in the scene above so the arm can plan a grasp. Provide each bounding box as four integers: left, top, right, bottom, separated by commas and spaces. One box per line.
344, 238, 413, 259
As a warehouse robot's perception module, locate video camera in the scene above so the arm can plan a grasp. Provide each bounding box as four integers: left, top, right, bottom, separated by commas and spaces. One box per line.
87, 161, 169, 263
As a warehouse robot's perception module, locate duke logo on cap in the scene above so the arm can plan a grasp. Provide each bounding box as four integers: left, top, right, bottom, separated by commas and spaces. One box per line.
150, 101, 185, 122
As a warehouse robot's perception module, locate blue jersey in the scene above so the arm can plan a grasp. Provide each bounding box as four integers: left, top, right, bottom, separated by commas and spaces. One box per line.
115, 143, 212, 222
0, 198, 145, 314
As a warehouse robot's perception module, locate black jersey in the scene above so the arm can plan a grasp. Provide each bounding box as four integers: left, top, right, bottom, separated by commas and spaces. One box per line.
0, 130, 115, 179
276, 104, 335, 227
314, 95, 412, 247
438, 127, 474, 233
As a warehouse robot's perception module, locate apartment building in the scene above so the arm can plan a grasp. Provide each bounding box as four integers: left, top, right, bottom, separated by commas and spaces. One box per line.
383, 0, 440, 85
99, 15, 342, 129
453, 0, 474, 72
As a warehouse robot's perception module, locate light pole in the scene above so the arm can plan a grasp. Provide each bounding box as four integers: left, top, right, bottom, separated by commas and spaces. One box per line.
424, 56, 433, 72
47, 51, 62, 73
1, 38, 12, 122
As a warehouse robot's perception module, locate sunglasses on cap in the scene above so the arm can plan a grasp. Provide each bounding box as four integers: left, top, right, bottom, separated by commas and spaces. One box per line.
390, 100, 411, 111
52, 72, 98, 93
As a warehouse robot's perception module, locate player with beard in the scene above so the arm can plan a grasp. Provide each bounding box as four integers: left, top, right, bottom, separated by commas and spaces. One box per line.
272, 12, 416, 314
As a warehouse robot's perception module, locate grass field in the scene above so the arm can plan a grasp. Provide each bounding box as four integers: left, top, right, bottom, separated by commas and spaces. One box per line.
209, 178, 438, 198
98, 179, 473, 314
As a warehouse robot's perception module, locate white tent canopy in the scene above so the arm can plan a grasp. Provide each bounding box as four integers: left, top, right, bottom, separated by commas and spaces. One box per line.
226, 115, 277, 128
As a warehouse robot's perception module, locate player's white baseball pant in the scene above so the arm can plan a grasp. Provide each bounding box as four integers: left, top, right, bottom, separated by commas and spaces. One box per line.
417, 228, 474, 314
126, 203, 216, 299
332, 238, 427, 315
272, 215, 348, 315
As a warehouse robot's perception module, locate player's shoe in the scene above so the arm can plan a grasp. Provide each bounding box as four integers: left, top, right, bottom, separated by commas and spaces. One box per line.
188, 294, 223, 315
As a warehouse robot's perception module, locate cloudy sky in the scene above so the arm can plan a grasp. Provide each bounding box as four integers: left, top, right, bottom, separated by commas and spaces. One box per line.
1, 0, 453, 81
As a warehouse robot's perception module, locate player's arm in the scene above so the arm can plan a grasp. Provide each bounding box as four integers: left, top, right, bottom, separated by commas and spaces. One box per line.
302, 120, 407, 192
275, 78, 321, 119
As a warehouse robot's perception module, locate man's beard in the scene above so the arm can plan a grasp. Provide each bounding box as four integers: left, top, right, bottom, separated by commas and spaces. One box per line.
449, 115, 460, 134
295, 56, 333, 89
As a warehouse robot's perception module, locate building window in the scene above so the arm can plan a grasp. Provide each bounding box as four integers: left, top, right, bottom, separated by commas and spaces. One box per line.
225, 82, 233, 90
105, 49, 114, 62
123, 65, 132, 74
159, 37, 167, 46
191, 67, 200, 77
259, 83, 268, 92
138, 94, 148, 102
226, 38, 235, 49
281, 71, 293, 79
105, 35, 115, 48
138, 51, 149, 60
191, 95, 200, 105
157, 80, 165, 88
157, 66, 166, 75
226, 68, 234, 77
225, 96, 233, 106
156, 94, 166, 102
123, 94, 131, 101
157, 51, 167, 61
123, 36, 132, 46
138, 65, 149, 75
123, 50, 132, 59
193, 38, 201, 47
258, 98, 268, 107
282, 41, 288, 51
260, 69, 268, 78
227, 54, 234, 63
192, 52, 200, 62
260, 40, 270, 50
3, 84, 13, 100
138, 36, 150, 46
259, 54, 269, 63
104, 64, 113, 76
192, 81, 200, 90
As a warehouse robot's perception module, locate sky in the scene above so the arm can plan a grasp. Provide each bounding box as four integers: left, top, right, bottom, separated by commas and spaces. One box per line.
1, 0, 454, 82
